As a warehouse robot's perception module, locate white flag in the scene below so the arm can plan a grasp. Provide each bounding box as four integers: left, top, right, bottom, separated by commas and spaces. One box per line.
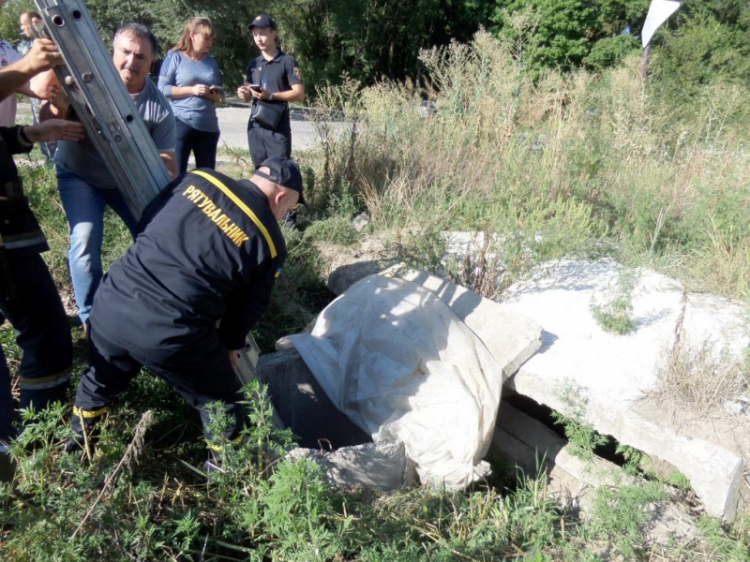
642, 0, 681, 48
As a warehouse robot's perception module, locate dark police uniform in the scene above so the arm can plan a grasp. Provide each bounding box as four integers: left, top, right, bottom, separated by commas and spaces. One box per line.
71, 168, 287, 447
245, 51, 303, 168
0, 126, 73, 445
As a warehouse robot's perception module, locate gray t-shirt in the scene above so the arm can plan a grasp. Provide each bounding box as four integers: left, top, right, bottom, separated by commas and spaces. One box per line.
55, 78, 175, 190
158, 50, 222, 133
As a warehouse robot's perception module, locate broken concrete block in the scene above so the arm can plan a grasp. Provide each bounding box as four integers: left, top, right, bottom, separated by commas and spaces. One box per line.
501, 258, 747, 522
488, 402, 636, 513
491, 402, 636, 485
513, 376, 743, 523
287, 441, 418, 491
327, 260, 386, 296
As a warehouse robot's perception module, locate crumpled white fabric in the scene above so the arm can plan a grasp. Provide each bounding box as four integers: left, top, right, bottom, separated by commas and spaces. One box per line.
287, 274, 503, 490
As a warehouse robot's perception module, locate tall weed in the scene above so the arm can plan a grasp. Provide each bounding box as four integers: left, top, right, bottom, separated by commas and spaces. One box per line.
305, 30, 750, 300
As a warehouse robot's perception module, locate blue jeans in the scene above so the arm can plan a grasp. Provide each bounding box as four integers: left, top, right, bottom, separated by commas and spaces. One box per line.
57, 166, 138, 325
175, 119, 220, 177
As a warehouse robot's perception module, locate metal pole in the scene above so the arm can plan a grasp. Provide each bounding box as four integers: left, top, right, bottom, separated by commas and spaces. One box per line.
640, 43, 652, 80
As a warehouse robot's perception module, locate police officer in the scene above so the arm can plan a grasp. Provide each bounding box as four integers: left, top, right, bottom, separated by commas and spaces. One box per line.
238, 15, 304, 229
68, 157, 304, 455
0, 39, 86, 478
237, 15, 304, 196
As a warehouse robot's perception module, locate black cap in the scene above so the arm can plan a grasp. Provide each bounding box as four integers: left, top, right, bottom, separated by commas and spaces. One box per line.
256, 157, 305, 205
248, 14, 277, 30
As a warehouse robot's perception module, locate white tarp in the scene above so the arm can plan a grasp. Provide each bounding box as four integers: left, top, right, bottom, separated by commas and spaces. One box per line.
288, 274, 504, 489
642, 0, 681, 47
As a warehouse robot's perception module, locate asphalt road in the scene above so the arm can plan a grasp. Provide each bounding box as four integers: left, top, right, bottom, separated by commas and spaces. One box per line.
17, 102, 341, 158
216, 105, 341, 154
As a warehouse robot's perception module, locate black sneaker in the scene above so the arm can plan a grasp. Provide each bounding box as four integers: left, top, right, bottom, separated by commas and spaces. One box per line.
63, 432, 88, 456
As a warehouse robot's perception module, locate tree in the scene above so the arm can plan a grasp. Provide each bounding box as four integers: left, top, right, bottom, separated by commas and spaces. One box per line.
489, 0, 649, 74
276, 0, 495, 93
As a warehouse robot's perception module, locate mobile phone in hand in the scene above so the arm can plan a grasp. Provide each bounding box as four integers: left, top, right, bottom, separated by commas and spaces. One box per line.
249, 84, 262, 92
209, 86, 223, 95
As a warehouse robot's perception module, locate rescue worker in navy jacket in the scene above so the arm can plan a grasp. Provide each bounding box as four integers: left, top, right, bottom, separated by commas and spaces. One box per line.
68, 157, 304, 454
0, 38, 86, 475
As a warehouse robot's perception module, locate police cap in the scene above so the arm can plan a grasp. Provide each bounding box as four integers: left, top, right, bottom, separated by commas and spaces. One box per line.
256, 157, 305, 205
248, 14, 277, 31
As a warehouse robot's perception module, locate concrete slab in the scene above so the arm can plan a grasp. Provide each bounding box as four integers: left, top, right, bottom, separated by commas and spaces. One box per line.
256, 350, 370, 449
287, 442, 418, 491
491, 402, 636, 487
488, 402, 636, 515
500, 258, 747, 522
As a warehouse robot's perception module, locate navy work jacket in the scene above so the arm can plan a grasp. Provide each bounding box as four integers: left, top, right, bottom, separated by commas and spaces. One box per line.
92, 169, 286, 356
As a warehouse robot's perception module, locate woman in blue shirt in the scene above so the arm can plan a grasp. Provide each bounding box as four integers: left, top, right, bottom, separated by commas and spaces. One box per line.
158, 17, 223, 175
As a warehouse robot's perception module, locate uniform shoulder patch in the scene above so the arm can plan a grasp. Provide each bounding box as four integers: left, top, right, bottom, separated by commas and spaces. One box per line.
293, 66, 303, 81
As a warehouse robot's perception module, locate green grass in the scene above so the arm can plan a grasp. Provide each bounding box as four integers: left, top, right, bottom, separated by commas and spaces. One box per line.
550, 384, 609, 462
306, 31, 750, 301
3, 28, 750, 559
591, 297, 636, 335
3, 375, 748, 560
590, 268, 638, 335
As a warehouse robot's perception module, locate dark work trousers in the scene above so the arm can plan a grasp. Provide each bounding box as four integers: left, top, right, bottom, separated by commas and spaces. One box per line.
71, 326, 246, 447
247, 124, 297, 226
175, 119, 221, 177
0, 253, 73, 443
247, 123, 291, 169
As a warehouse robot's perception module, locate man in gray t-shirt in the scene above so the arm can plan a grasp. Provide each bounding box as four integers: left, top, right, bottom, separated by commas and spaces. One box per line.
45, 23, 177, 328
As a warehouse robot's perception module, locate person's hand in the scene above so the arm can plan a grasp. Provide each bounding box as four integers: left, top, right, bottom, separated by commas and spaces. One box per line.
31, 71, 70, 115
237, 84, 251, 102
227, 349, 240, 372
32, 80, 61, 102
24, 119, 85, 143
22, 38, 64, 75
205, 85, 223, 103
250, 87, 270, 101
191, 84, 210, 97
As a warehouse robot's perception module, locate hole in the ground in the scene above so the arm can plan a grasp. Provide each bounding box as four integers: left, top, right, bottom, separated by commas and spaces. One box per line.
257, 346, 371, 450
504, 393, 630, 468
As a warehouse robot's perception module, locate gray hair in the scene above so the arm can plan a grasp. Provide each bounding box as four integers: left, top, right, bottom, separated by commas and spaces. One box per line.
113, 23, 159, 56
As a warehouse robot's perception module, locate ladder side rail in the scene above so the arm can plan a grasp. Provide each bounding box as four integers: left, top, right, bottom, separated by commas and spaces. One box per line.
34, 0, 170, 216
36, 0, 170, 184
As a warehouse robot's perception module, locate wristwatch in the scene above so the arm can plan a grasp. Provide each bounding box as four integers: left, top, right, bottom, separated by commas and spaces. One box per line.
268, 92, 274, 101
